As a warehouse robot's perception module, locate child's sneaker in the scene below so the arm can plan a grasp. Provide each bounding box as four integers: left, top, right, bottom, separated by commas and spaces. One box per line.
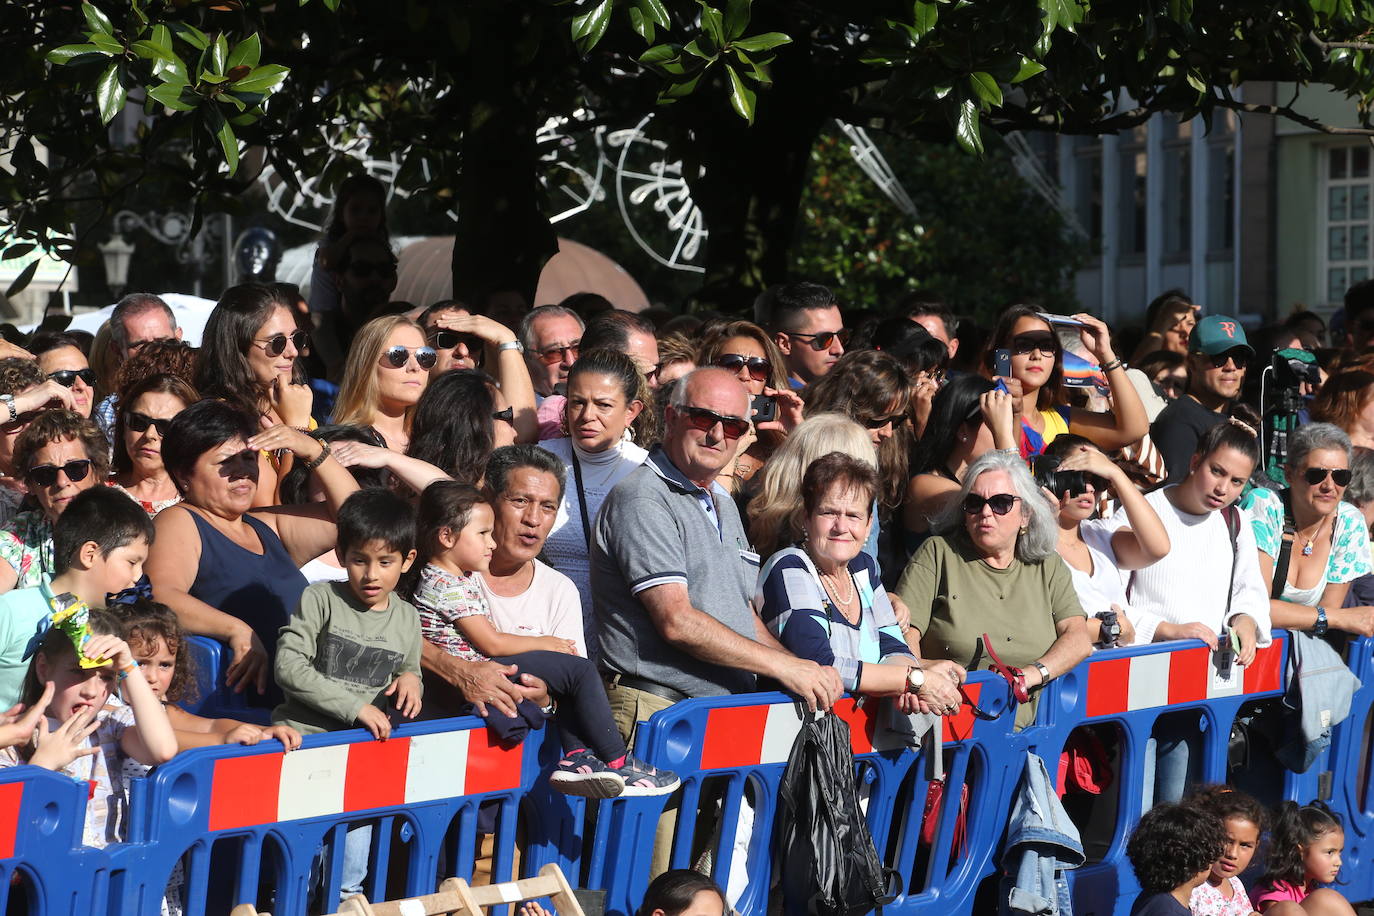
615, 756, 680, 797
549, 749, 626, 798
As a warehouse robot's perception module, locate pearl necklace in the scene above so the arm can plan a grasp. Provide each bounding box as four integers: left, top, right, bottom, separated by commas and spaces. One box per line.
820, 569, 855, 608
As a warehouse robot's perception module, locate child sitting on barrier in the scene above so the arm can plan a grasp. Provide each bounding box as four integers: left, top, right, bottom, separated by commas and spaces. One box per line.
0, 488, 153, 709
119, 600, 302, 752
1125, 802, 1227, 915
1251, 802, 1355, 915
407, 480, 679, 799
273, 489, 424, 905
1, 606, 177, 847
1185, 785, 1265, 916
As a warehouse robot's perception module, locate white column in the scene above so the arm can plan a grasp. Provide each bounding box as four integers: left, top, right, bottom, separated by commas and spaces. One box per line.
1232, 86, 1244, 315
1146, 114, 1164, 303
1190, 116, 1208, 302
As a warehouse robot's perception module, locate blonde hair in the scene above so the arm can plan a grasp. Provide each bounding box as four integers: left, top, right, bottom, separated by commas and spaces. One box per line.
333, 315, 427, 431
747, 413, 877, 557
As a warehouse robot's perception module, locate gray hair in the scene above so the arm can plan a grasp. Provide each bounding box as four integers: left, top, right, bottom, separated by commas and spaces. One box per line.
931, 449, 1057, 562
109, 293, 176, 353
1286, 422, 1352, 471
485, 444, 567, 501
518, 304, 584, 351
1345, 448, 1374, 507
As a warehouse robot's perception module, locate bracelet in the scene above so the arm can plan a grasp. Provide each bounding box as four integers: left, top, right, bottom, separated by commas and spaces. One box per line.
1032, 661, 1051, 684
301, 438, 332, 473
1099, 358, 1125, 372
497, 340, 524, 354
116, 663, 137, 682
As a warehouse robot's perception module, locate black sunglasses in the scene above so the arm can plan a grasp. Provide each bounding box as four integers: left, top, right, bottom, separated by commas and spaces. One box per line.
126, 412, 175, 437
961, 493, 1021, 516
382, 345, 438, 370
27, 459, 92, 487
1010, 333, 1057, 356
47, 369, 96, 389
715, 353, 772, 382
1204, 348, 1250, 370
256, 330, 309, 358
786, 329, 849, 351
679, 405, 750, 440
429, 329, 483, 354
1305, 467, 1353, 487
863, 414, 908, 430
492, 406, 514, 424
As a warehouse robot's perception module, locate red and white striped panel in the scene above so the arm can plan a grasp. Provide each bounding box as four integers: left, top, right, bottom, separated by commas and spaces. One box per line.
0, 782, 22, 859
697, 686, 988, 771
1084, 642, 1283, 719
207, 728, 523, 832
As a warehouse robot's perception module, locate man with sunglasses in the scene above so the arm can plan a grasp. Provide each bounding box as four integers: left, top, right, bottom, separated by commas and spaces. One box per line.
96, 293, 182, 439
519, 305, 585, 399
756, 281, 847, 389
1151, 315, 1255, 484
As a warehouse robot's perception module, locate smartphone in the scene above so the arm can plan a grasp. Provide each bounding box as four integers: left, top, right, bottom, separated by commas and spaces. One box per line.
993, 349, 1011, 377
750, 394, 777, 424
1037, 312, 1086, 328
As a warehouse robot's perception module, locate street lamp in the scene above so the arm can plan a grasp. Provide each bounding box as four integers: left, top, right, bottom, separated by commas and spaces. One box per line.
98, 232, 134, 301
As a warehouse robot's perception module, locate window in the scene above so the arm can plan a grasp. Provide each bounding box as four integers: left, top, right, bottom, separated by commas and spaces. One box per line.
1073, 143, 1102, 244
1161, 118, 1191, 256
1118, 125, 1147, 255
1322, 144, 1373, 304
1207, 111, 1236, 253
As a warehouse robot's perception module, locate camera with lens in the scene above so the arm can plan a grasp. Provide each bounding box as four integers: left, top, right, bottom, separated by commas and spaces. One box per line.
1094, 610, 1121, 649
1033, 454, 1108, 499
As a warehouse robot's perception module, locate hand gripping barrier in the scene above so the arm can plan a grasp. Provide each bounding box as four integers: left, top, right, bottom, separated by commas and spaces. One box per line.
105, 715, 556, 916
0, 766, 109, 914
601, 672, 1020, 916
1028, 634, 1288, 916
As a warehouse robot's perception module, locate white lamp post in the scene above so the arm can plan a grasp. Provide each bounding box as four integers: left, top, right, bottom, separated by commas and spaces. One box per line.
98, 232, 134, 301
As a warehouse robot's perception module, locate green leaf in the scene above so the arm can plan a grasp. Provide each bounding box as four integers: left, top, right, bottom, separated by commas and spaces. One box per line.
147, 82, 197, 112
638, 0, 670, 28
571, 0, 612, 53
683, 39, 716, 60
96, 61, 126, 125
232, 63, 289, 94
968, 71, 1003, 107
46, 43, 105, 65
955, 98, 983, 154
639, 43, 679, 65
150, 24, 172, 56
210, 33, 229, 74
1012, 58, 1046, 82
1185, 70, 1207, 94
82, 2, 114, 37
732, 31, 790, 53
131, 40, 174, 63
153, 51, 189, 85
5, 260, 38, 300
628, 7, 654, 43
659, 71, 704, 101
1, 244, 35, 261
226, 33, 261, 71
172, 23, 209, 51
699, 2, 726, 48
723, 0, 750, 41
913, 1, 938, 38
205, 105, 240, 175
88, 32, 124, 55
725, 63, 755, 124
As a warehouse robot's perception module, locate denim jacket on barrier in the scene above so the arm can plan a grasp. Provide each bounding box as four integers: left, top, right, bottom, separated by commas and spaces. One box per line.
1001, 751, 1085, 916
1277, 629, 1360, 773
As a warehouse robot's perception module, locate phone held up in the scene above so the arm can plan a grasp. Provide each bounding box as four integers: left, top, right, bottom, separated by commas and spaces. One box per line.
750, 394, 777, 424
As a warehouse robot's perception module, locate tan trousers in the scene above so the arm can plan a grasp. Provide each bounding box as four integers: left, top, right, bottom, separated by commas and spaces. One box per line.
603, 677, 680, 877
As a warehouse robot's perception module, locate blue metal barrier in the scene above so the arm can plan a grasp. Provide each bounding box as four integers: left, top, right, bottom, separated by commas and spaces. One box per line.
1314, 634, 1374, 902
0, 766, 108, 915
1028, 635, 1288, 916
183, 636, 271, 725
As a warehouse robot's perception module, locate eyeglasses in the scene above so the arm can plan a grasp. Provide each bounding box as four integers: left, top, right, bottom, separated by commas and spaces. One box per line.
863, 414, 909, 430
381, 345, 438, 370
346, 259, 397, 279
785, 329, 849, 351
428, 329, 483, 353
679, 405, 750, 440
1010, 333, 1057, 356
536, 342, 581, 366
27, 459, 92, 487
715, 353, 772, 382
961, 493, 1022, 516
126, 412, 175, 437
47, 369, 96, 388
255, 330, 309, 357
1204, 348, 1250, 369
492, 406, 514, 425
1304, 467, 1353, 487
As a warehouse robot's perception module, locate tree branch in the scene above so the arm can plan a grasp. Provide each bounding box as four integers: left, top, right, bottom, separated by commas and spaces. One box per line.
1212, 96, 1374, 137
1310, 31, 1374, 53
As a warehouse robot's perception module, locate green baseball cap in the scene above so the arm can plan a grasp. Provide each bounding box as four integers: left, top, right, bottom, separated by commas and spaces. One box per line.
1190, 315, 1254, 357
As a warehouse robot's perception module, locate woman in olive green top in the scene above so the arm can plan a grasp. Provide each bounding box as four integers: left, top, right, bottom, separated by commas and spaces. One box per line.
895, 449, 1091, 727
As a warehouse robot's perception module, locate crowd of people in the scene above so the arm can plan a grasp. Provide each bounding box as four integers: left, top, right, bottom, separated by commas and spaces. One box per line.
0, 185, 1368, 913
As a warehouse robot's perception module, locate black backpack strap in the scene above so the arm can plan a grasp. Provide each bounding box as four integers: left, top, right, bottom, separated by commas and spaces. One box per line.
1272, 489, 1296, 601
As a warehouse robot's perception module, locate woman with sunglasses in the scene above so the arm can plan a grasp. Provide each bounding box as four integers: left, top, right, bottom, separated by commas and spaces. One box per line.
333, 315, 434, 454
1037, 435, 1171, 649
109, 374, 198, 516
1243, 423, 1374, 639
406, 369, 516, 486
418, 302, 537, 443
0, 410, 109, 594
146, 399, 359, 703
30, 333, 96, 420
895, 449, 1092, 729
195, 284, 316, 506
984, 305, 1148, 460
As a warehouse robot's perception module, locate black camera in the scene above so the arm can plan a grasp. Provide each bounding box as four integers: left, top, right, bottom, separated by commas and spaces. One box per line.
750, 394, 777, 424
1094, 610, 1121, 649
1033, 454, 1108, 499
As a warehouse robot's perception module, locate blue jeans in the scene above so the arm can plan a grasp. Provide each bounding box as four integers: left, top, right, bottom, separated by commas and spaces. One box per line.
341, 824, 372, 902
1145, 719, 1199, 808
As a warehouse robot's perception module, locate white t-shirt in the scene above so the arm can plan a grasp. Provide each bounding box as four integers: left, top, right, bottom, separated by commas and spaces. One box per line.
477, 559, 587, 658
1063, 520, 1145, 647
539, 436, 648, 646
1099, 486, 1272, 647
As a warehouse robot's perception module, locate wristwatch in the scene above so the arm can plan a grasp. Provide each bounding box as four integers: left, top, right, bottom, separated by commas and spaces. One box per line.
905, 666, 926, 693
0, 394, 16, 424
497, 340, 524, 354
1031, 661, 1051, 685
1313, 606, 1329, 638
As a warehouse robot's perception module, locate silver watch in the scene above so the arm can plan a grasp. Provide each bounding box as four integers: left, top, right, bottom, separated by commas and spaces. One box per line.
497, 340, 524, 354
0, 394, 15, 423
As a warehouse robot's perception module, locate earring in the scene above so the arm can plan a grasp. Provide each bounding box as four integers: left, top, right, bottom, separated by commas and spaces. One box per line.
1019, 525, 1029, 536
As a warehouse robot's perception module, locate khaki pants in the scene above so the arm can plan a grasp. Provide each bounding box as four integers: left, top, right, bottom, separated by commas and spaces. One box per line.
602, 678, 680, 877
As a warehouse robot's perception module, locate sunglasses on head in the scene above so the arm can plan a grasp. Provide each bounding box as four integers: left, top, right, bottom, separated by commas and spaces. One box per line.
715, 353, 771, 382
27, 459, 91, 487
961, 493, 1022, 516
1305, 466, 1352, 487
47, 369, 96, 389
679, 405, 750, 440
1010, 333, 1057, 356
863, 413, 909, 430
126, 412, 175, 437
786, 329, 849, 351
256, 330, 309, 357
1204, 348, 1250, 369
536, 342, 580, 366
428, 329, 483, 353
347, 259, 396, 279
382, 345, 438, 370
492, 406, 514, 424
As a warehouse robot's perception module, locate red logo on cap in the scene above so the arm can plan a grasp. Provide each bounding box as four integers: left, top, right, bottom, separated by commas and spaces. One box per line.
1220, 321, 1237, 338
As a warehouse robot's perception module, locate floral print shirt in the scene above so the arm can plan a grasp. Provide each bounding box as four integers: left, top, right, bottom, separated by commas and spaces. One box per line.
0, 510, 54, 589
411, 563, 493, 662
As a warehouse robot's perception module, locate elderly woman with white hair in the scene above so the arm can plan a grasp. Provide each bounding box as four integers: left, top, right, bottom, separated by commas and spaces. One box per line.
895, 449, 1091, 727
1245, 422, 1374, 637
